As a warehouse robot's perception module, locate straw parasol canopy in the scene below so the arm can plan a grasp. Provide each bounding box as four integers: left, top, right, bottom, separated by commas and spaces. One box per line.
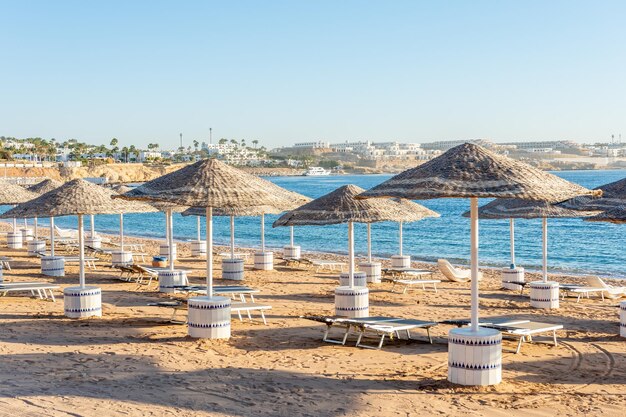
0, 182, 39, 204
357, 143, 601, 202
115, 158, 299, 209
463, 198, 600, 219
28, 178, 63, 195
585, 204, 626, 224
558, 177, 625, 211
357, 143, 599, 342
273, 184, 439, 227
0, 179, 158, 218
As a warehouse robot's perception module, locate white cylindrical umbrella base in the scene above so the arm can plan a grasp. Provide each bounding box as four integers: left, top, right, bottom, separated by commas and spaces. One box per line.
159, 243, 177, 261
359, 262, 382, 283
619, 301, 626, 337
27, 240, 46, 257
339, 271, 367, 287
335, 286, 369, 318
191, 240, 207, 257
391, 255, 410, 269
222, 258, 244, 280
448, 327, 502, 386
20, 228, 33, 242
85, 237, 102, 249
7, 232, 22, 249
529, 281, 560, 309
64, 286, 102, 318
111, 251, 133, 266
253, 251, 273, 270
501, 267, 525, 290
283, 245, 301, 259
187, 296, 231, 339
158, 270, 189, 293
41, 256, 65, 277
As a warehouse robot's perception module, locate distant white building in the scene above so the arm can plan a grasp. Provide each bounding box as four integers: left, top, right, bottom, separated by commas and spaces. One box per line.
293, 141, 330, 149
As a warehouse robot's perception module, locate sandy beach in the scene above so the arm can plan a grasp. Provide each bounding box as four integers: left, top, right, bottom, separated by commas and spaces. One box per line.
0, 221, 624, 417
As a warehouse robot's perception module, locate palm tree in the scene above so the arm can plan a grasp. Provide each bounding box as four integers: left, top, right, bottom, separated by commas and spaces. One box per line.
121, 146, 129, 163
110, 138, 118, 148
193, 140, 199, 152
219, 138, 227, 145
252, 140, 259, 149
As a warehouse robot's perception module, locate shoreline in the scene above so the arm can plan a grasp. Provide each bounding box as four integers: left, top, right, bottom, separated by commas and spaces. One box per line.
2, 219, 622, 281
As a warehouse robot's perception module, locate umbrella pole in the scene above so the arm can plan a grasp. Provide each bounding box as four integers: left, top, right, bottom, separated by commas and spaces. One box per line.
119, 213, 124, 251
510, 218, 515, 268
34, 217, 38, 240
50, 217, 55, 256
367, 223, 372, 263
470, 197, 479, 332
165, 211, 169, 242
290, 226, 294, 247
12, 217, 16, 231
78, 214, 85, 289
90, 214, 95, 238
230, 215, 235, 259
168, 209, 174, 271
398, 221, 403, 256
197, 216, 201, 241
206, 207, 213, 298
542, 217, 548, 282
260, 213, 265, 252
348, 221, 354, 288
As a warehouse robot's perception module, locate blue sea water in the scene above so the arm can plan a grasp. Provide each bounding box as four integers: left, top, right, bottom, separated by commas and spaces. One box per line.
3, 170, 625, 278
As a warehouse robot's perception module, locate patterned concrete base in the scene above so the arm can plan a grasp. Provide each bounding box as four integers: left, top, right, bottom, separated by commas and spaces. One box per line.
619, 301, 626, 337
27, 240, 46, 257
448, 327, 502, 386
530, 281, 560, 309
501, 267, 525, 290
391, 255, 410, 269
7, 232, 22, 249
339, 271, 367, 287
283, 245, 300, 259
41, 256, 65, 277
111, 251, 133, 266
64, 286, 102, 318
159, 243, 177, 261
85, 237, 102, 249
188, 296, 231, 339
359, 262, 382, 283
158, 270, 189, 293
191, 240, 207, 257
253, 251, 273, 270
222, 258, 244, 280
335, 286, 369, 318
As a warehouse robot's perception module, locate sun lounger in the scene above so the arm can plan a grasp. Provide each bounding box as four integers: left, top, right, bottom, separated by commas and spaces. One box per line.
441, 317, 561, 353
381, 269, 439, 293
131, 265, 159, 288
0, 282, 60, 301
174, 285, 259, 302
438, 259, 482, 282
311, 259, 347, 273
55, 225, 79, 239
301, 315, 438, 349
560, 283, 607, 302
482, 321, 563, 354
148, 294, 271, 324
218, 252, 250, 261
282, 257, 313, 269
382, 267, 433, 279
114, 265, 138, 281
585, 276, 626, 299
63, 256, 99, 270
0, 256, 13, 270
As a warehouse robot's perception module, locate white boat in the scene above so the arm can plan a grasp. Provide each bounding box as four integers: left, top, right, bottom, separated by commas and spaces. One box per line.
304, 167, 331, 176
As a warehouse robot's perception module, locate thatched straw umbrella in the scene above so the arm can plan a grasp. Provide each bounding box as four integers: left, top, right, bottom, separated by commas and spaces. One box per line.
559, 177, 625, 211
464, 199, 598, 301
115, 158, 302, 339
27, 179, 64, 254
358, 143, 599, 386
273, 184, 439, 317
1, 179, 157, 318
0, 183, 39, 249
585, 204, 626, 224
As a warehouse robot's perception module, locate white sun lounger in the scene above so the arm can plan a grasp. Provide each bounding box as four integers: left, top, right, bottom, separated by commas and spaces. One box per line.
218, 252, 250, 261
0, 283, 60, 301
585, 276, 626, 299
438, 259, 483, 282
302, 315, 438, 348
63, 256, 99, 270
560, 284, 607, 302
311, 259, 347, 273
231, 302, 272, 325
388, 279, 440, 294
0, 257, 13, 270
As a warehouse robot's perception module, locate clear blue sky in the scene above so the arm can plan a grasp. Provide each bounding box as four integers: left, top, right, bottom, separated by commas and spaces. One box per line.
1, 1, 624, 149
